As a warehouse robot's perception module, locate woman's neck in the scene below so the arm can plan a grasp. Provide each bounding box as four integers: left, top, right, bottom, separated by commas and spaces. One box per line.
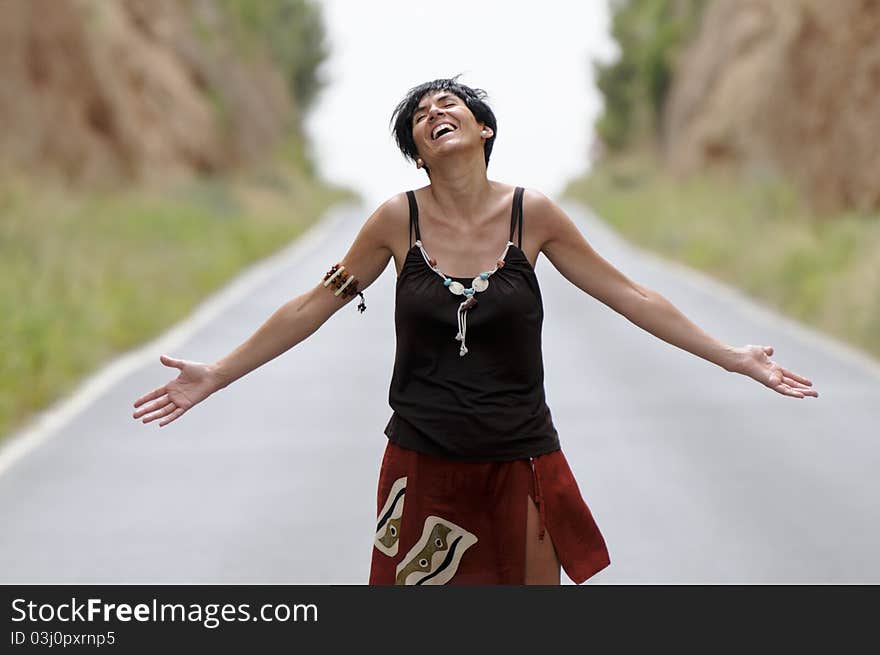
426, 159, 494, 225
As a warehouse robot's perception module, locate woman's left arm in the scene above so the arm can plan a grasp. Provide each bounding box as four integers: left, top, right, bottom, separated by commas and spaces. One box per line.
531, 191, 818, 399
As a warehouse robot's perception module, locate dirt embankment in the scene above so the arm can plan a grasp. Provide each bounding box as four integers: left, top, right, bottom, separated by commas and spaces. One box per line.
0, 0, 293, 184
664, 0, 880, 211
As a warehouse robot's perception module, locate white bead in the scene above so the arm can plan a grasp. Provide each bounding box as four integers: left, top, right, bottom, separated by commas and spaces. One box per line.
472, 277, 488, 292
448, 281, 465, 295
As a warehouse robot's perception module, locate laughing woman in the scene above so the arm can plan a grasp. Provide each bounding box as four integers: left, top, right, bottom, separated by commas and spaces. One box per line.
132, 77, 818, 585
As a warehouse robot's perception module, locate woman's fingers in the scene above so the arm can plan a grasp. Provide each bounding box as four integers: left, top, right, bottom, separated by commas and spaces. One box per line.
160, 354, 185, 369
140, 401, 177, 424
776, 382, 805, 398
782, 375, 817, 394
133, 393, 169, 418
775, 377, 819, 398
782, 368, 812, 386
158, 407, 186, 427
133, 386, 167, 408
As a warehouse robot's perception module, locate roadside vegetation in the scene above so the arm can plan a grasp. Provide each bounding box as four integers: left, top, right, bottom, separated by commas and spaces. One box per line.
565, 152, 880, 359
0, 166, 352, 441
0, 0, 354, 441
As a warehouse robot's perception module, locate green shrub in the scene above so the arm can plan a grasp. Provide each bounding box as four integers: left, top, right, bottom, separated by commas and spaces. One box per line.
595, 0, 708, 150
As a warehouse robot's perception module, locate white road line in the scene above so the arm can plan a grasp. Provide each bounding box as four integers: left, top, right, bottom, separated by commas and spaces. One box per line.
0, 204, 355, 479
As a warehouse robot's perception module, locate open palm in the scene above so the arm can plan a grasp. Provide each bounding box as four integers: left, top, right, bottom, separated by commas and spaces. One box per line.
735, 345, 818, 399
132, 355, 220, 426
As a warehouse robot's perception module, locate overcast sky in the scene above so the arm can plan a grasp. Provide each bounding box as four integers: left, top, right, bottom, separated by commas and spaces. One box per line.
305, 0, 617, 208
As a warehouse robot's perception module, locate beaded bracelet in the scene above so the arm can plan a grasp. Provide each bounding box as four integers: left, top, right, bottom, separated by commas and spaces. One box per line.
322, 263, 366, 313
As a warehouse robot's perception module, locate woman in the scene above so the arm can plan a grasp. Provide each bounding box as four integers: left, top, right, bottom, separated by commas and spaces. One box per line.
133, 77, 818, 585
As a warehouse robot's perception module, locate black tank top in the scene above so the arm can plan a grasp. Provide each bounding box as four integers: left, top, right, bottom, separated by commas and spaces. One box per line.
383, 186, 561, 461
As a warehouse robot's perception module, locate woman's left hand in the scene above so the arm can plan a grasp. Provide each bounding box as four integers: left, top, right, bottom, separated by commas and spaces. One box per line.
731, 345, 818, 399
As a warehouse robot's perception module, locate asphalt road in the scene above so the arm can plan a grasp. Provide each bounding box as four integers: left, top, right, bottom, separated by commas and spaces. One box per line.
1, 201, 877, 584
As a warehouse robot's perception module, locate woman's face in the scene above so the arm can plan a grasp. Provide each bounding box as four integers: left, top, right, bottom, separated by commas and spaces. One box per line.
411, 90, 490, 165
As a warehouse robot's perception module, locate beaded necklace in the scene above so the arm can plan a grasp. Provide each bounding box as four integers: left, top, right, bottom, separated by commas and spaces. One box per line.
414, 238, 513, 357
407, 188, 523, 357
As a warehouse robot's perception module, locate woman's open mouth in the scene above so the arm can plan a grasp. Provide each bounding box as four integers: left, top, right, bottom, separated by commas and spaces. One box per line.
431, 122, 457, 140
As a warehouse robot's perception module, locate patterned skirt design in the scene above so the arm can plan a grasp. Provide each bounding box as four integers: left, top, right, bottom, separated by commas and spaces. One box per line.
369, 440, 610, 585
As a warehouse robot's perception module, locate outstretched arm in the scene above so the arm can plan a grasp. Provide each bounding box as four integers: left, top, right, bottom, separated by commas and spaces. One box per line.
532, 191, 818, 399
133, 198, 398, 426
207, 201, 394, 390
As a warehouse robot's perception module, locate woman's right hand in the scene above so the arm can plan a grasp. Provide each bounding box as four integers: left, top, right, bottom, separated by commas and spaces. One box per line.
132, 354, 225, 427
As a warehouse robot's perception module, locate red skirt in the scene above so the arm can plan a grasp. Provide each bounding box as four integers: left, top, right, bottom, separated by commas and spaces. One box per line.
369, 440, 610, 585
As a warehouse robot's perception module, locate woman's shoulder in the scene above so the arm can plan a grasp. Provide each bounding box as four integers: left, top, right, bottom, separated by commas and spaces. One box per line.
480, 182, 556, 219
375, 190, 411, 214
513, 186, 564, 251
488, 180, 554, 205
521, 187, 555, 211
359, 192, 413, 254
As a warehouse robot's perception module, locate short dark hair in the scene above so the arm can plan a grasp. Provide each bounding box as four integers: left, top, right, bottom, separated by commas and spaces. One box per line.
389, 75, 497, 173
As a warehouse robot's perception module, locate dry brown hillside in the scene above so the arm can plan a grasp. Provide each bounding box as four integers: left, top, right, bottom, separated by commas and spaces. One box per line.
0, 0, 294, 184
663, 0, 880, 211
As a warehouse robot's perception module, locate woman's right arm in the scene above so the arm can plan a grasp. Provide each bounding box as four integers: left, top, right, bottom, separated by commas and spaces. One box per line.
133, 194, 407, 426
210, 195, 403, 389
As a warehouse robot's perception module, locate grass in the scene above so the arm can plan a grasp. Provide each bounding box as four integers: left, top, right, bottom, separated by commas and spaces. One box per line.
563, 151, 880, 360
0, 166, 355, 442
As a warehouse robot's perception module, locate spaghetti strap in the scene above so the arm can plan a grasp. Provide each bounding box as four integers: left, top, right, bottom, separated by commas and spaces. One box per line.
406, 190, 421, 247
508, 186, 524, 248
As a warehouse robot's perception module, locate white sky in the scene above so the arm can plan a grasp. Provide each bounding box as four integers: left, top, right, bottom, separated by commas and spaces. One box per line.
305, 0, 617, 208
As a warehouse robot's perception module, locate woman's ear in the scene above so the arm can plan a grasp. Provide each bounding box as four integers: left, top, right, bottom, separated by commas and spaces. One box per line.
480, 126, 494, 138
